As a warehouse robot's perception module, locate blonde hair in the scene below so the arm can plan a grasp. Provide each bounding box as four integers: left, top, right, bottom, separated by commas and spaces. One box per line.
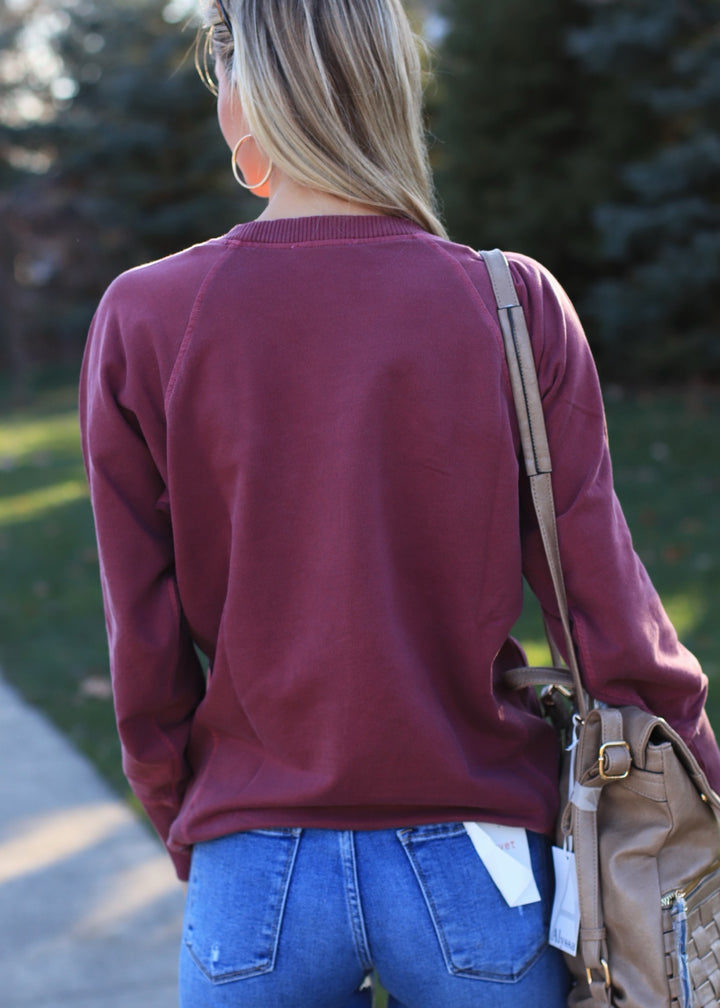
199, 0, 446, 237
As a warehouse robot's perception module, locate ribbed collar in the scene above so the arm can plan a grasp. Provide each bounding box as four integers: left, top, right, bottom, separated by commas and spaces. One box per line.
226, 214, 424, 245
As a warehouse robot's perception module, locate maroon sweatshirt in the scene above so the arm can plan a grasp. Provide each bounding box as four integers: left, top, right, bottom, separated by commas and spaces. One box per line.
79, 215, 720, 880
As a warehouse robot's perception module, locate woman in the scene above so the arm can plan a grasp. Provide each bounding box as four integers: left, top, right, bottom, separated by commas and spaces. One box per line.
79, 1, 720, 1006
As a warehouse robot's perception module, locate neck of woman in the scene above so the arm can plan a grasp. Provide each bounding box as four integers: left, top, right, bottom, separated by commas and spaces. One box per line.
255, 172, 386, 221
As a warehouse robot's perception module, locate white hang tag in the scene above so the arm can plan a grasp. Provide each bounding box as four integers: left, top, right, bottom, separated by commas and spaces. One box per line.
549, 846, 580, 956
463, 822, 541, 907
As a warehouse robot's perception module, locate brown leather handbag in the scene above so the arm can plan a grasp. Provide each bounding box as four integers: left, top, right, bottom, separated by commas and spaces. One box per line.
480, 248, 720, 1008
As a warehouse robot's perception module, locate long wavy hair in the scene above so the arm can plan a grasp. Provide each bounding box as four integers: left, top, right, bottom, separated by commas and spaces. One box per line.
198, 0, 446, 237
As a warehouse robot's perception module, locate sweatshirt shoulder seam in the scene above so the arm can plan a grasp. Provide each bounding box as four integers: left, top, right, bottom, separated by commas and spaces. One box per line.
164, 244, 235, 410
426, 240, 511, 362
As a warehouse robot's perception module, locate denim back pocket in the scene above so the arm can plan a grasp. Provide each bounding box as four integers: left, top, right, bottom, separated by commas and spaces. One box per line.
397, 823, 551, 982
183, 828, 301, 984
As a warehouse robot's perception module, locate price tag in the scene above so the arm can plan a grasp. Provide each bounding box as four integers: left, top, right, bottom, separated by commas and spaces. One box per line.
549, 846, 580, 955
463, 823, 541, 907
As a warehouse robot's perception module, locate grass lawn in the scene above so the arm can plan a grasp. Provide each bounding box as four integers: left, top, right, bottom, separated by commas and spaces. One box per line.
0, 369, 126, 792
1, 372, 719, 816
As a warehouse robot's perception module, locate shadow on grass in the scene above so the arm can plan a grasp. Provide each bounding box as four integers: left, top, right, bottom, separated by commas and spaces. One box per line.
0, 376, 124, 793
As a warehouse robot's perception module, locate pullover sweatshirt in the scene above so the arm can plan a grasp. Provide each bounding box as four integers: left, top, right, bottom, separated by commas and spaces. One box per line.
79, 215, 720, 880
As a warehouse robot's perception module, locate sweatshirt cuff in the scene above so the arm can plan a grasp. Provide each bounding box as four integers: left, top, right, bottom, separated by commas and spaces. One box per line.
132, 793, 192, 880
167, 844, 192, 882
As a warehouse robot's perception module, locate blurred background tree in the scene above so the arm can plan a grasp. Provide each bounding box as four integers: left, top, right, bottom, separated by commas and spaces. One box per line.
1, 0, 718, 389
432, 0, 610, 292
433, 0, 720, 383
0, 0, 252, 397
568, 0, 720, 381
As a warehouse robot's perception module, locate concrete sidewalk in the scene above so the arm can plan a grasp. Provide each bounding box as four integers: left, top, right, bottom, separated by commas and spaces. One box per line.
0, 674, 185, 1008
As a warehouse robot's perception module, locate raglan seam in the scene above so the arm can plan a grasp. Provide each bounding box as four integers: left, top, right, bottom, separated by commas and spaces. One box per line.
164, 243, 237, 411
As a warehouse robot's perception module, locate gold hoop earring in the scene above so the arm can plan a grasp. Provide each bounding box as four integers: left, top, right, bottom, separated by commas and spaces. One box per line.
231, 135, 273, 190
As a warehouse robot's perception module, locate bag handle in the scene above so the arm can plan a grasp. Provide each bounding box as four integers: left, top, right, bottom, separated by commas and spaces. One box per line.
479, 249, 588, 719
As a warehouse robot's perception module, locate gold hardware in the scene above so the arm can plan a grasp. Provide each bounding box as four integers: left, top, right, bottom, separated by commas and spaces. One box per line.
661, 859, 720, 910
598, 740, 631, 780
545, 682, 574, 701
585, 958, 611, 989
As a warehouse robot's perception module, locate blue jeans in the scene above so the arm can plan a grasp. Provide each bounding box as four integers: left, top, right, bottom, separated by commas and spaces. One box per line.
179, 824, 570, 1007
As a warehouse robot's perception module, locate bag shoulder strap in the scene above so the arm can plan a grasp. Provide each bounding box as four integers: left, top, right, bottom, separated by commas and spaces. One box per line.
479, 249, 588, 717
481, 251, 720, 993
481, 250, 623, 985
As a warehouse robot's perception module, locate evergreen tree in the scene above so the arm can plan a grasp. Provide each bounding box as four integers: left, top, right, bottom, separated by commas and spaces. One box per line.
49, 0, 252, 261
0, 0, 253, 379
431, 0, 631, 302
570, 0, 720, 381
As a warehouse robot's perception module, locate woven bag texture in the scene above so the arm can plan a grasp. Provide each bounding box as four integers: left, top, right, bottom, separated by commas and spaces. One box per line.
686, 879, 720, 1007
663, 866, 720, 1008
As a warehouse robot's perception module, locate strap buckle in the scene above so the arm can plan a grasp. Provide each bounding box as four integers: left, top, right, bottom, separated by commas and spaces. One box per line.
586, 957, 611, 990
598, 740, 631, 781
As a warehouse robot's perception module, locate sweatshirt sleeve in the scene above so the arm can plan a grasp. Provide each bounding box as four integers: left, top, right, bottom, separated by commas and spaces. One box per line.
79, 274, 206, 880
509, 254, 720, 791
